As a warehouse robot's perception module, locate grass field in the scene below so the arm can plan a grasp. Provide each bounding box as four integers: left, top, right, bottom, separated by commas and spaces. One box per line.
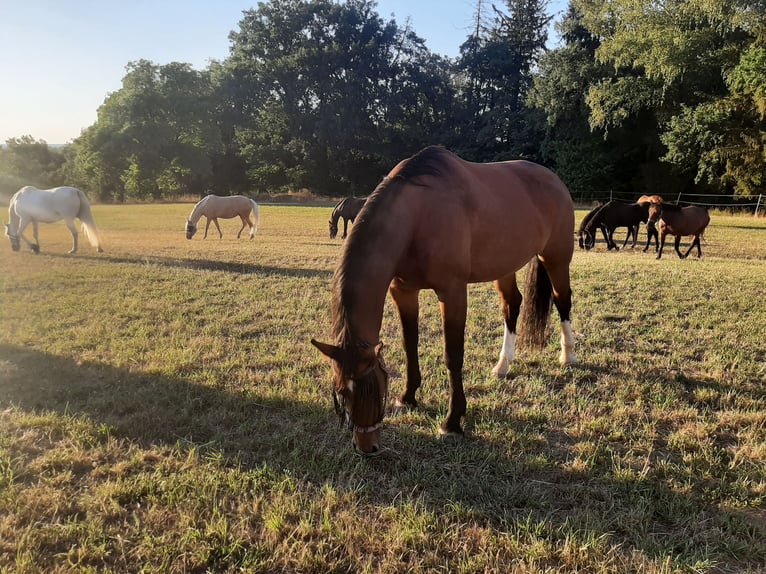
1, 203, 765, 573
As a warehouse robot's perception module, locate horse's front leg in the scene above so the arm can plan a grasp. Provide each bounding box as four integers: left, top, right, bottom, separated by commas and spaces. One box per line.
492, 274, 522, 377
64, 219, 79, 254
16, 217, 39, 254
656, 231, 667, 259
203, 218, 212, 239
342, 218, 349, 239
390, 282, 422, 409
213, 219, 223, 239
674, 235, 685, 259
437, 286, 468, 436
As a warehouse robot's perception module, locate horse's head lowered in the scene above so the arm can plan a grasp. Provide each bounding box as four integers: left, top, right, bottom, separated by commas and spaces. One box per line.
328, 220, 338, 240
4, 223, 20, 251
185, 219, 197, 240
311, 338, 389, 455
647, 202, 663, 226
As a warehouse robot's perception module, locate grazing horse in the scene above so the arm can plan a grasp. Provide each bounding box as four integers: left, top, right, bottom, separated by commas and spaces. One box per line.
329, 197, 366, 239
311, 146, 577, 454
185, 195, 260, 240
5, 186, 103, 254
647, 202, 710, 259
581, 200, 650, 251
577, 203, 607, 249
637, 195, 664, 252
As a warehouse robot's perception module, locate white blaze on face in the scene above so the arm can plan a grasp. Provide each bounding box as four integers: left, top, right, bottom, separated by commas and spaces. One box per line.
559, 320, 578, 366
492, 324, 516, 377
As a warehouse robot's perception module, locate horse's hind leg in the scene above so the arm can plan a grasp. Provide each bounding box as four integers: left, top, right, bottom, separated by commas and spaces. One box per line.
64, 219, 79, 253
237, 216, 247, 239
492, 273, 522, 377
389, 281, 422, 409
213, 219, 223, 239
538, 257, 578, 365
683, 235, 702, 258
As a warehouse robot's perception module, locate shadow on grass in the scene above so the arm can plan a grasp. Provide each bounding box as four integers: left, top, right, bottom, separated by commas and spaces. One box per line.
1, 343, 763, 570
43, 252, 333, 279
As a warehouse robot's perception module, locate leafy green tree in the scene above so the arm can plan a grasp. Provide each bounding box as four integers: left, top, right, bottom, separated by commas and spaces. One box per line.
576, 0, 766, 196
65, 60, 222, 201
222, 0, 455, 196
0, 136, 66, 195
454, 0, 551, 162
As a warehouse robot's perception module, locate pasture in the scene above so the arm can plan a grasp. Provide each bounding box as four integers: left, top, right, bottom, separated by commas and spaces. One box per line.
1, 203, 765, 573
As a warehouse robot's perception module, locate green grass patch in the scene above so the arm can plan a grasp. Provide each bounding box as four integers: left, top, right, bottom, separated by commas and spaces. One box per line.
1, 204, 765, 573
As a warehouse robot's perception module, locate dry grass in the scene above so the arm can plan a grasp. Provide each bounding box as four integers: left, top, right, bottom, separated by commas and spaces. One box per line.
1, 204, 765, 573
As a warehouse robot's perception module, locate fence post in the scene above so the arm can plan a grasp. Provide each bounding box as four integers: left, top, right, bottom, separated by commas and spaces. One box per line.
756, 194, 763, 217
676, 191, 682, 205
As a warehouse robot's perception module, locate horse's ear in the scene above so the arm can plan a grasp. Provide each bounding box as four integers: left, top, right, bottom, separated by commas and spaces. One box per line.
311, 339, 343, 362
374, 341, 384, 356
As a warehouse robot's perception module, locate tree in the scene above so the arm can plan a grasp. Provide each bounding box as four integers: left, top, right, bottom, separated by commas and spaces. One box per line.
65, 60, 222, 201
0, 136, 66, 196
576, 0, 766, 195
454, 0, 551, 162
222, 0, 455, 196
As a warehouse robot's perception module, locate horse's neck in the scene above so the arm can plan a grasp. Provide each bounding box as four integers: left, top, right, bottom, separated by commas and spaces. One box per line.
7, 203, 20, 232
330, 204, 342, 224
189, 200, 207, 223
337, 195, 414, 344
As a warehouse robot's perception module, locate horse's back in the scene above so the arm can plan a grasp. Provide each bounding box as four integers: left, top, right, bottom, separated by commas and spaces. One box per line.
395, 154, 574, 283
12, 186, 82, 222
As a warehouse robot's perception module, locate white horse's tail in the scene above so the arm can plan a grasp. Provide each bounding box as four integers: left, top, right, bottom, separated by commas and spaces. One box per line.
75, 189, 103, 251
250, 198, 260, 237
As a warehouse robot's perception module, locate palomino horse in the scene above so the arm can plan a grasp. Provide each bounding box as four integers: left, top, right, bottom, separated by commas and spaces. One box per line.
580, 200, 650, 251
647, 202, 710, 259
185, 195, 260, 240
637, 195, 664, 252
311, 146, 577, 454
329, 197, 366, 239
5, 186, 103, 254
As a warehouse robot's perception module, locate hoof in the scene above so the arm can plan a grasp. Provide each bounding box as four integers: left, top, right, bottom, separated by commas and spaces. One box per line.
32, 245, 40, 254
560, 355, 579, 367
97, 247, 104, 253
394, 397, 417, 411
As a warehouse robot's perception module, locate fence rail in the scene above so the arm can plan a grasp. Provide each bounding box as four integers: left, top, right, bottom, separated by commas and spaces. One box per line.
572, 190, 763, 216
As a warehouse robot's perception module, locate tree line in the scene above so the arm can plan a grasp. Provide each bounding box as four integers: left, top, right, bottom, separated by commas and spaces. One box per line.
1, 0, 763, 203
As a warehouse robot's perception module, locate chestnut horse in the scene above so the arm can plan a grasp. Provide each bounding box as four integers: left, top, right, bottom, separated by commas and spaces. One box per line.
647, 202, 710, 259
185, 195, 260, 240
329, 197, 366, 239
311, 146, 577, 454
637, 195, 663, 252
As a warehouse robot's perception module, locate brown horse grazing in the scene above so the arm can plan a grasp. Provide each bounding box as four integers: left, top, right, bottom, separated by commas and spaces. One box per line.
329, 197, 366, 239
185, 195, 260, 240
577, 203, 606, 249
311, 146, 577, 454
637, 195, 664, 252
580, 200, 650, 251
647, 202, 710, 259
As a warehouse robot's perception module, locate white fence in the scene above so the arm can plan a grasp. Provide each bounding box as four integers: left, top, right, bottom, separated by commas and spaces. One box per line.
573, 190, 763, 216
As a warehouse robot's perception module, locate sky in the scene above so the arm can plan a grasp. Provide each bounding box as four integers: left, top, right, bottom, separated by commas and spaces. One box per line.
0, 0, 568, 144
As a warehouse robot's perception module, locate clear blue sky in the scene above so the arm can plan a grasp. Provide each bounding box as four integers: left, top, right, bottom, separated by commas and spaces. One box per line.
0, 0, 567, 144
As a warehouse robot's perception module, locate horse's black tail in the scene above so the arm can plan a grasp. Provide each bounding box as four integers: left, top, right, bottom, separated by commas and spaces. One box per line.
519, 256, 553, 350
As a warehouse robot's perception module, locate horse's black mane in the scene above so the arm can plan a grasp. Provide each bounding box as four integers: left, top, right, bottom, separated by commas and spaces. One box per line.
329, 146, 451, 363
393, 145, 451, 183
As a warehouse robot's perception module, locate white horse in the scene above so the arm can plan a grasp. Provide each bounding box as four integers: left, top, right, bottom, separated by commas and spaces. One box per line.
185, 195, 260, 240
5, 186, 103, 254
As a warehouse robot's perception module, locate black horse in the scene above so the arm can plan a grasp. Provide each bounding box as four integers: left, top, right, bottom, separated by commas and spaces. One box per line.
581, 200, 651, 251
328, 197, 366, 239
577, 203, 606, 249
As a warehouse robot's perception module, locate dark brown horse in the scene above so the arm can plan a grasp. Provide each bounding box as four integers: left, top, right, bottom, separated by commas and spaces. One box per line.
647, 202, 710, 259
637, 195, 664, 252
577, 203, 606, 249
311, 146, 577, 454
581, 200, 650, 251
329, 197, 366, 239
